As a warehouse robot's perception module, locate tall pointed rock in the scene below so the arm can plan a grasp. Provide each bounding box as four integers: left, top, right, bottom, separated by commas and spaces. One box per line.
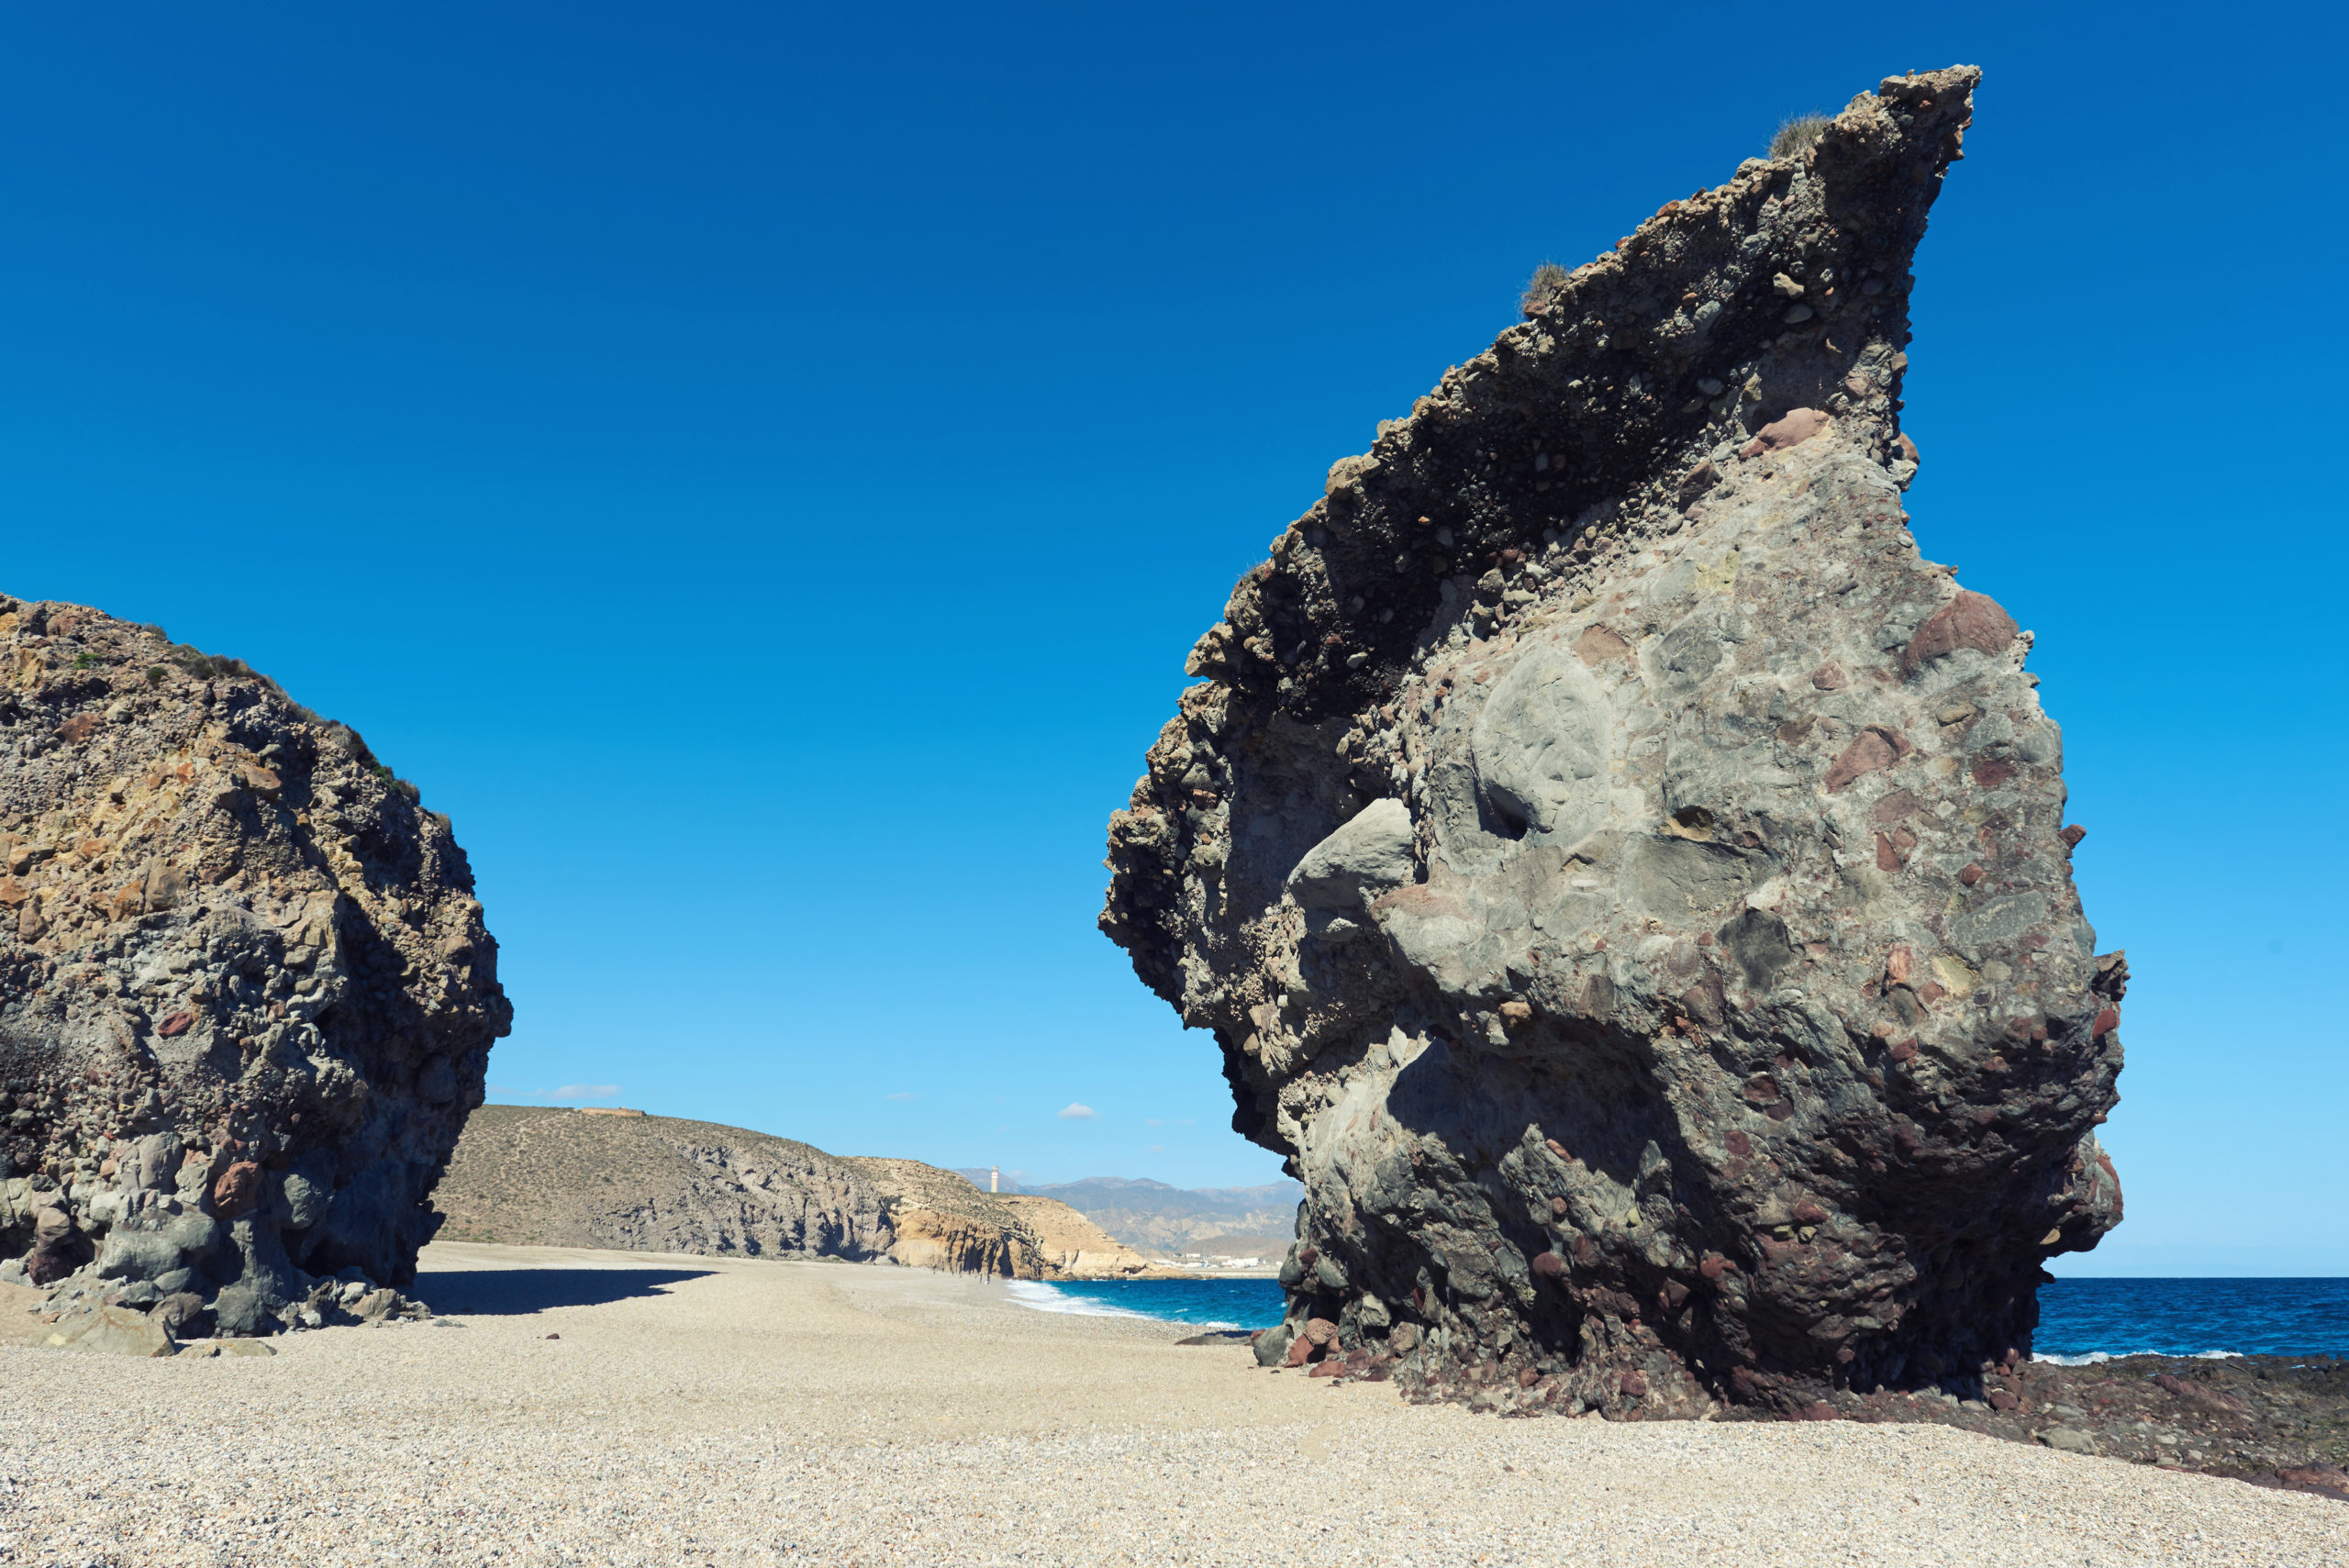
1103, 66, 2128, 1416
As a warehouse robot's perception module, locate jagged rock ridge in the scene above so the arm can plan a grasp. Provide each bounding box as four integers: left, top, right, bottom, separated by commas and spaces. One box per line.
0, 595, 511, 1337
1102, 67, 2129, 1418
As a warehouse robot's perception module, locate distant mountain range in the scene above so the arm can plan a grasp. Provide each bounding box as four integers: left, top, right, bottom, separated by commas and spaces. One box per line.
952, 1172, 1301, 1256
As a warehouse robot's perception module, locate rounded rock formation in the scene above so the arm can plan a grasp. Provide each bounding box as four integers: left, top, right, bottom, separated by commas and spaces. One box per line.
0, 595, 511, 1334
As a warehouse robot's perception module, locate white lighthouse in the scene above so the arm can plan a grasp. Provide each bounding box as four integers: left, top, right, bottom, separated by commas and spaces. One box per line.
989, 1165, 1000, 1194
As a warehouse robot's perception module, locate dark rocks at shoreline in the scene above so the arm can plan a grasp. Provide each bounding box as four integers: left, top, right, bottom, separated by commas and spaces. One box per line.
1760, 1352, 2349, 1503
18, 1265, 433, 1352
0, 594, 511, 1337
1252, 1333, 2347, 1500
1104, 66, 2132, 1420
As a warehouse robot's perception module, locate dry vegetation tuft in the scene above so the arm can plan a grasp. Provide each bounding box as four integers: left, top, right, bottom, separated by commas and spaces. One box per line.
1770, 113, 1831, 160
1520, 261, 1569, 316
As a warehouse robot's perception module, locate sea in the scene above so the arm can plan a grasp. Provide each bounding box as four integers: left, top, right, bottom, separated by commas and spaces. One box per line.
1008, 1275, 2349, 1361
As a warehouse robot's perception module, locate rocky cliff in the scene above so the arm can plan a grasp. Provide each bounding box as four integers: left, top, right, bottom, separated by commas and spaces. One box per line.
1102, 67, 2128, 1418
0, 597, 511, 1337
841, 1156, 1037, 1274
435, 1108, 1157, 1279
995, 1193, 1160, 1277
436, 1106, 891, 1260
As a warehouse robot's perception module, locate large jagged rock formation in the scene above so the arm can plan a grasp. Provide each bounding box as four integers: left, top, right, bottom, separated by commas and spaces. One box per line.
1101, 67, 2128, 1418
0, 596, 511, 1336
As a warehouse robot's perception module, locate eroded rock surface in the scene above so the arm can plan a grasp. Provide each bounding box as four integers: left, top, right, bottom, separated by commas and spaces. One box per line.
438, 1106, 893, 1261
436, 1106, 1162, 1279
1103, 67, 2129, 1417
0, 597, 511, 1336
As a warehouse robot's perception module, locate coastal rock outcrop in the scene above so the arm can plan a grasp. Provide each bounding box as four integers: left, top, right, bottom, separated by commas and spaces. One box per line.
437, 1106, 892, 1260
437, 1107, 1161, 1279
1102, 67, 2128, 1416
841, 1156, 1037, 1274
0, 597, 511, 1336
996, 1193, 1159, 1277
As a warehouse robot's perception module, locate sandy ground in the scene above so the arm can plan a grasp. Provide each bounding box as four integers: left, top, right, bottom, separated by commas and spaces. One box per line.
1, 1243, 2343, 1567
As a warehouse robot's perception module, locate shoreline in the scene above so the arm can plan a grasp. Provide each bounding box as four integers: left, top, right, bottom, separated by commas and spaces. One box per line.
2, 1241, 2342, 1565
1041, 1273, 2349, 1496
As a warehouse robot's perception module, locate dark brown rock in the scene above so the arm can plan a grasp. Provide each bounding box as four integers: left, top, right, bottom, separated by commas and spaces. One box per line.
2154, 1371, 2249, 1418
210, 1162, 262, 1219
1903, 590, 2021, 675
2275, 1464, 2349, 1501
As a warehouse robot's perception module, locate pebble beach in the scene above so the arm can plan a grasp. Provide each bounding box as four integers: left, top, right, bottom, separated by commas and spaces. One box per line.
3, 1241, 2343, 1567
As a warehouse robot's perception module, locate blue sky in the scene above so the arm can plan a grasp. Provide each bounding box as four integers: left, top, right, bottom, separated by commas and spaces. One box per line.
3, 4, 2341, 1270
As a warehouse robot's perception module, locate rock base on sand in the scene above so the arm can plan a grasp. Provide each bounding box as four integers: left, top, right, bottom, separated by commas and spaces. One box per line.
1104, 65, 2127, 1418
1250, 1330, 2347, 1502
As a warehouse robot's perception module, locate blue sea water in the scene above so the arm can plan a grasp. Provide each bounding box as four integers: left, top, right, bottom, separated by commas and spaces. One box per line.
1007, 1277, 1285, 1329
1008, 1275, 2349, 1361
2035, 1277, 2349, 1362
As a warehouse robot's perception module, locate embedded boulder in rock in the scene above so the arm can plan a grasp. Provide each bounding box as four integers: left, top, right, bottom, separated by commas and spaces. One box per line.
1102, 67, 2127, 1418
0, 597, 512, 1333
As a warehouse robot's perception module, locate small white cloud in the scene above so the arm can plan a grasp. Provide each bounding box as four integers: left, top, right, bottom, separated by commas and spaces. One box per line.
547, 1084, 620, 1101
1057, 1103, 1099, 1120
1149, 1143, 1166, 1153
885, 1092, 918, 1102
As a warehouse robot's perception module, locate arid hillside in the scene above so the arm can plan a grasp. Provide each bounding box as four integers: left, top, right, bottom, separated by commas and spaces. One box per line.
436, 1106, 1159, 1279
433, 1106, 892, 1260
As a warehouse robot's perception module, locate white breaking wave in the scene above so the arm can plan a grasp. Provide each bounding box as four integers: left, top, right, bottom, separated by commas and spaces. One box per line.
1002, 1280, 1238, 1329
1003, 1281, 1149, 1318
2032, 1349, 2244, 1365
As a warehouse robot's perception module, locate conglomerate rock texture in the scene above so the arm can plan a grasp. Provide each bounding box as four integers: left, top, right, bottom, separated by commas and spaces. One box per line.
1102, 67, 2129, 1418
0, 596, 511, 1336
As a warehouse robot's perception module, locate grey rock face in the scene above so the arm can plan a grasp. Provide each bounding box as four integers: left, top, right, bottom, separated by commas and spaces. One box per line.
1102, 67, 2126, 1418
0, 596, 511, 1332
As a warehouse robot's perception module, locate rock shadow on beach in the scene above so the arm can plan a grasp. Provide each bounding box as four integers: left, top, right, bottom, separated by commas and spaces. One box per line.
411, 1267, 714, 1317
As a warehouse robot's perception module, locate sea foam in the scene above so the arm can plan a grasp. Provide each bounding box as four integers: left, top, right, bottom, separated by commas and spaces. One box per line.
2032, 1349, 2243, 1366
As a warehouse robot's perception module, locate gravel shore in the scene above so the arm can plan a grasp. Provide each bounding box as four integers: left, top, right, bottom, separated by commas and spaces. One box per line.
2, 1241, 2342, 1566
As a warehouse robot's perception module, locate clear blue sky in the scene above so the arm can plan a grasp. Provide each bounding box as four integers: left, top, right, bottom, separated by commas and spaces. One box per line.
4, 4, 2341, 1270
